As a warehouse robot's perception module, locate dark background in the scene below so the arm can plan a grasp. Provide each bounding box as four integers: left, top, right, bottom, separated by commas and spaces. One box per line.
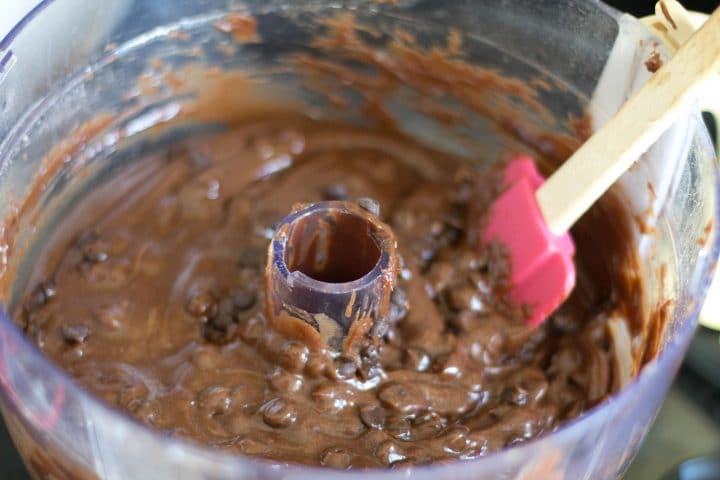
605, 0, 718, 15
0, 1, 717, 479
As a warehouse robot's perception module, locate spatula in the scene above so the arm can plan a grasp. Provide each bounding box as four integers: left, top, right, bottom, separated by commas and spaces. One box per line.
483, 7, 720, 327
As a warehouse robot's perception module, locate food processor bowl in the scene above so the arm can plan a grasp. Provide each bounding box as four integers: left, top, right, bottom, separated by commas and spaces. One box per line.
0, 1, 717, 479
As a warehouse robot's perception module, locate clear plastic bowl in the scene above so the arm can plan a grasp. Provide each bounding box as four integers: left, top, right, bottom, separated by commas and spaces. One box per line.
0, 1, 717, 479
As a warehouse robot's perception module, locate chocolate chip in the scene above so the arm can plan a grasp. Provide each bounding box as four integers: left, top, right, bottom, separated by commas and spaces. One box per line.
392, 285, 407, 305
384, 326, 400, 344
61, 324, 90, 345
200, 289, 255, 343
389, 287, 408, 324
443, 226, 462, 245
388, 303, 406, 325
253, 136, 276, 160
203, 315, 237, 344
206, 290, 254, 336
502, 386, 528, 406
360, 404, 386, 430
403, 348, 431, 372
202, 324, 232, 345
238, 315, 264, 344
323, 183, 349, 201
457, 250, 482, 272
371, 318, 390, 339
429, 220, 444, 237
128, 399, 159, 425
260, 398, 297, 428
25, 281, 56, 311
521, 372, 552, 406
417, 242, 438, 265
411, 412, 445, 439
375, 439, 406, 465
211, 300, 235, 330
362, 345, 379, 362
83, 244, 109, 263
441, 426, 472, 454
337, 361, 357, 378
364, 365, 384, 380
279, 128, 306, 155
25, 324, 45, 349
469, 271, 492, 294
448, 285, 484, 312
196, 386, 232, 418
444, 206, 465, 230
278, 341, 309, 373
230, 289, 256, 311
320, 447, 352, 469
426, 262, 454, 297
268, 369, 303, 393
186, 292, 215, 318
93, 304, 127, 331
450, 311, 476, 332
379, 383, 418, 413
384, 416, 411, 440
312, 383, 356, 412
217, 296, 235, 316
357, 197, 380, 216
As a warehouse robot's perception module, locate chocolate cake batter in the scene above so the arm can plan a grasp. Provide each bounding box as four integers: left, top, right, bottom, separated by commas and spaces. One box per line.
16, 113, 640, 469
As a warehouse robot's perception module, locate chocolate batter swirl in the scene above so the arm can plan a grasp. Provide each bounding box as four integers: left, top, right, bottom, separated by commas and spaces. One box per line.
17, 115, 638, 468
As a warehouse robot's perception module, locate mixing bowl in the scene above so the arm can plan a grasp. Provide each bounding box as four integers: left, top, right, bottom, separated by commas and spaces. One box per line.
0, 1, 717, 478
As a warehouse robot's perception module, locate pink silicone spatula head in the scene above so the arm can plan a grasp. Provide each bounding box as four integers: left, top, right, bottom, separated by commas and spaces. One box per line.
481, 8, 720, 326
482, 157, 575, 327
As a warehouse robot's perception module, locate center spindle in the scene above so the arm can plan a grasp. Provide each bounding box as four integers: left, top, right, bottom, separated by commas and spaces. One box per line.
265, 201, 397, 354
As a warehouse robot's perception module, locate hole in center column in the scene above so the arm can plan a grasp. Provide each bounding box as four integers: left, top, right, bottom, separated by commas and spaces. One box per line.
285, 209, 381, 283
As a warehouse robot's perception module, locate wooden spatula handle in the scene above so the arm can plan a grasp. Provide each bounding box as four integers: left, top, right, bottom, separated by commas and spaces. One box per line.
536, 8, 720, 236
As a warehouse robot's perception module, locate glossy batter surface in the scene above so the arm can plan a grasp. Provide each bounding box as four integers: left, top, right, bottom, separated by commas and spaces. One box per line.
18, 116, 633, 468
